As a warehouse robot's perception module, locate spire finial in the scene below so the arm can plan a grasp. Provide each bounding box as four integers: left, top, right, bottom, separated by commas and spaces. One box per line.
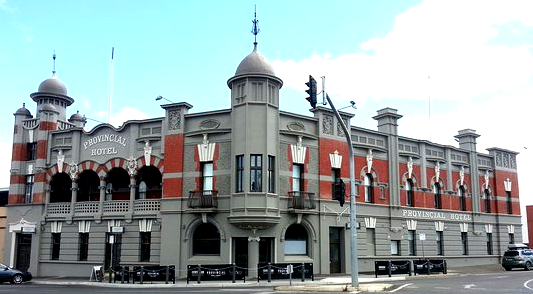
52, 50, 56, 75
251, 5, 260, 47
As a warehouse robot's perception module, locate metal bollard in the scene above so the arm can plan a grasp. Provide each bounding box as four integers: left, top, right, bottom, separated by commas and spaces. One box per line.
197, 264, 201, 284
165, 266, 169, 284
121, 266, 125, 284
140, 266, 144, 284
108, 267, 112, 283
232, 263, 236, 283
267, 263, 272, 283
301, 263, 305, 282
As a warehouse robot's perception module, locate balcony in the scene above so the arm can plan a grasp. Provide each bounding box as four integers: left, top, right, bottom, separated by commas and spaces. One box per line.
188, 190, 218, 209
46, 199, 161, 219
288, 191, 317, 210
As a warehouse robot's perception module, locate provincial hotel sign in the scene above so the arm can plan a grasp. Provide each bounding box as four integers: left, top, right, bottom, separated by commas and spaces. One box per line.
402, 209, 472, 221
83, 133, 128, 156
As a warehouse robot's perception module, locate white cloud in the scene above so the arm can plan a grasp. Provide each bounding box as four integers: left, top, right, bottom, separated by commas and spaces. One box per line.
109, 107, 149, 128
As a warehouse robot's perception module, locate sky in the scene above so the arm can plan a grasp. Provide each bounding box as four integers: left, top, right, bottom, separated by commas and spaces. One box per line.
1, 0, 532, 238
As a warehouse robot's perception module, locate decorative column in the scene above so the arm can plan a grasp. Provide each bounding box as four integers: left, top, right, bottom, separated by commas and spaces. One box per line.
247, 236, 260, 280
98, 177, 106, 219
127, 157, 138, 220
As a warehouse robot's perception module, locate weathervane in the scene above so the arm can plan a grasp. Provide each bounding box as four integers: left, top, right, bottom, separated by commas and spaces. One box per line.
251, 5, 260, 46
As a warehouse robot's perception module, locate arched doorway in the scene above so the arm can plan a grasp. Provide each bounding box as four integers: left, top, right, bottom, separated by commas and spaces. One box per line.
78, 170, 100, 202
135, 166, 162, 199
50, 173, 72, 203
105, 168, 130, 200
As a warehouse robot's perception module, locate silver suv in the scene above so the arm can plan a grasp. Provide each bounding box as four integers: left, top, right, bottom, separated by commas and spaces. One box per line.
502, 245, 533, 271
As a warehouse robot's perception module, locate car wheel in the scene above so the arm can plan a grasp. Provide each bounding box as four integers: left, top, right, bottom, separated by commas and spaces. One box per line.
11, 274, 23, 284
526, 262, 532, 271
504, 266, 512, 271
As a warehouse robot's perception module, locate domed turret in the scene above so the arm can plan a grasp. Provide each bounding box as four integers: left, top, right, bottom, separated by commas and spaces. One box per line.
234, 44, 276, 77
68, 110, 86, 127
38, 72, 68, 96
14, 103, 32, 117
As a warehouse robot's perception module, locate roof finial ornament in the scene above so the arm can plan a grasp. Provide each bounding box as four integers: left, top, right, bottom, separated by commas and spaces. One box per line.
251, 5, 260, 48
52, 50, 57, 75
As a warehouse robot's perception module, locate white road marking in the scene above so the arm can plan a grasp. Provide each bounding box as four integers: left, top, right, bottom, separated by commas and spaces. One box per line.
389, 283, 412, 293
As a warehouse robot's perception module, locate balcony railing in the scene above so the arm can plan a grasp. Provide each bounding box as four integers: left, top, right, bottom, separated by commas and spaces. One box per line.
188, 190, 218, 208
48, 202, 71, 215
288, 191, 316, 210
74, 201, 100, 214
134, 199, 161, 212
103, 200, 130, 213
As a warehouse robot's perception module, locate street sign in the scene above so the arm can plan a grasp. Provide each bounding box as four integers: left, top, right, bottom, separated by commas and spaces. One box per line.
419, 233, 426, 241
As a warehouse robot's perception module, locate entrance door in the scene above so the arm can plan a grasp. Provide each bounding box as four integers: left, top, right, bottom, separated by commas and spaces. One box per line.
329, 228, 342, 274
104, 233, 122, 270
15, 233, 32, 271
259, 238, 273, 264
233, 238, 248, 275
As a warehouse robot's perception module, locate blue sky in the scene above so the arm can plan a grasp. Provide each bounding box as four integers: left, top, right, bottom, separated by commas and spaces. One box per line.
1, 0, 533, 236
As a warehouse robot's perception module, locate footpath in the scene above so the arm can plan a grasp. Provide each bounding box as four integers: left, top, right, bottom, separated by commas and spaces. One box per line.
31, 263, 505, 292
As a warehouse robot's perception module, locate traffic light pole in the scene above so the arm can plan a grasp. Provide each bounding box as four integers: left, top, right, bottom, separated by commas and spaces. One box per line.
325, 94, 358, 287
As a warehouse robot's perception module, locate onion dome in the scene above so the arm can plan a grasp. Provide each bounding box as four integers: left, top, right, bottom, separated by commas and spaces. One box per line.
38, 103, 59, 114
37, 72, 68, 96
235, 44, 276, 76
14, 103, 32, 117
69, 111, 85, 122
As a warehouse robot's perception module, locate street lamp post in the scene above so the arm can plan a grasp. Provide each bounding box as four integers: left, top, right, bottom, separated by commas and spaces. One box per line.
325, 94, 359, 287
155, 96, 174, 103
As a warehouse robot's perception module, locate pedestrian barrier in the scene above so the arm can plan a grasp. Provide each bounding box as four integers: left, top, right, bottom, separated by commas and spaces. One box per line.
374, 260, 412, 277
186, 264, 246, 284
257, 262, 314, 282
111, 265, 175, 284
413, 259, 447, 275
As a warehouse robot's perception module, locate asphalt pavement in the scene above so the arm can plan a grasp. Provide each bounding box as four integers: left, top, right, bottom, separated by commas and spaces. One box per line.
30, 263, 506, 292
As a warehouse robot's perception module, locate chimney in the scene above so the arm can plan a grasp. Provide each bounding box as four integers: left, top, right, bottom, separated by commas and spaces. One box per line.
455, 129, 480, 152
373, 108, 403, 135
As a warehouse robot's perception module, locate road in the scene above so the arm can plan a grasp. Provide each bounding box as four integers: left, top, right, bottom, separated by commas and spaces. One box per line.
374, 270, 533, 294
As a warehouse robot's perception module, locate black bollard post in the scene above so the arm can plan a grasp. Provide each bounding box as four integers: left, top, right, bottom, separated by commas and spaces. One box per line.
388, 261, 392, 277
140, 266, 144, 284
197, 264, 201, 284
232, 263, 236, 283
108, 267, 112, 283
165, 266, 169, 284
267, 263, 272, 283
301, 263, 305, 282
121, 266, 125, 284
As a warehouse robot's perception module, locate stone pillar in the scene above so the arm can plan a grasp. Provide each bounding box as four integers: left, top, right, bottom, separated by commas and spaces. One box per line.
247, 236, 260, 280
70, 181, 78, 219
98, 178, 105, 218
127, 177, 136, 221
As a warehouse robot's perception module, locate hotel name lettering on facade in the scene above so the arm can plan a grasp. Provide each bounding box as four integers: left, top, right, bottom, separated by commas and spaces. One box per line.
402, 209, 472, 221
83, 133, 128, 156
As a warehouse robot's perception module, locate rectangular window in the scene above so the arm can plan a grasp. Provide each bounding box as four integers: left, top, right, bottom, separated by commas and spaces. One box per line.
390, 240, 400, 256
25, 175, 34, 204
406, 180, 414, 207
268, 156, 275, 193
250, 155, 262, 192
332, 169, 341, 199
140, 232, 151, 262
79, 233, 89, 261
436, 231, 444, 256
366, 228, 376, 256
27, 142, 37, 161
236, 155, 244, 192
252, 82, 264, 101
408, 230, 416, 256
461, 232, 468, 255
51, 233, 61, 260
434, 184, 442, 209
202, 162, 213, 191
506, 191, 512, 214
509, 233, 515, 244
292, 164, 303, 192
364, 174, 373, 203
486, 233, 493, 255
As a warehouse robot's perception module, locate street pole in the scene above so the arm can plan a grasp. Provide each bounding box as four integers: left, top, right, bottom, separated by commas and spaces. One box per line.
325, 94, 358, 287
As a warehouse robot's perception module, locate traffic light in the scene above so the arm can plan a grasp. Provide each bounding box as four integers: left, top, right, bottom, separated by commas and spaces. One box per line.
305, 75, 317, 108
334, 179, 346, 207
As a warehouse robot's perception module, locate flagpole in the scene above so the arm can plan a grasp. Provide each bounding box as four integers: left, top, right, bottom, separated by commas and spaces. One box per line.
108, 47, 114, 124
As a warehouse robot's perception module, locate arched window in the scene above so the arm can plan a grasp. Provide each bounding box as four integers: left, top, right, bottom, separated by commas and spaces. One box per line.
433, 183, 441, 209
406, 179, 414, 207
364, 174, 374, 203
284, 224, 308, 255
459, 186, 466, 211
106, 168, 130, 200
50, 173, 72, 203
484, 189, 491, 213
136, 166, 162, 199
138, 181, 147, 199
192, 223, 220, 255
78, 170, 100, 202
